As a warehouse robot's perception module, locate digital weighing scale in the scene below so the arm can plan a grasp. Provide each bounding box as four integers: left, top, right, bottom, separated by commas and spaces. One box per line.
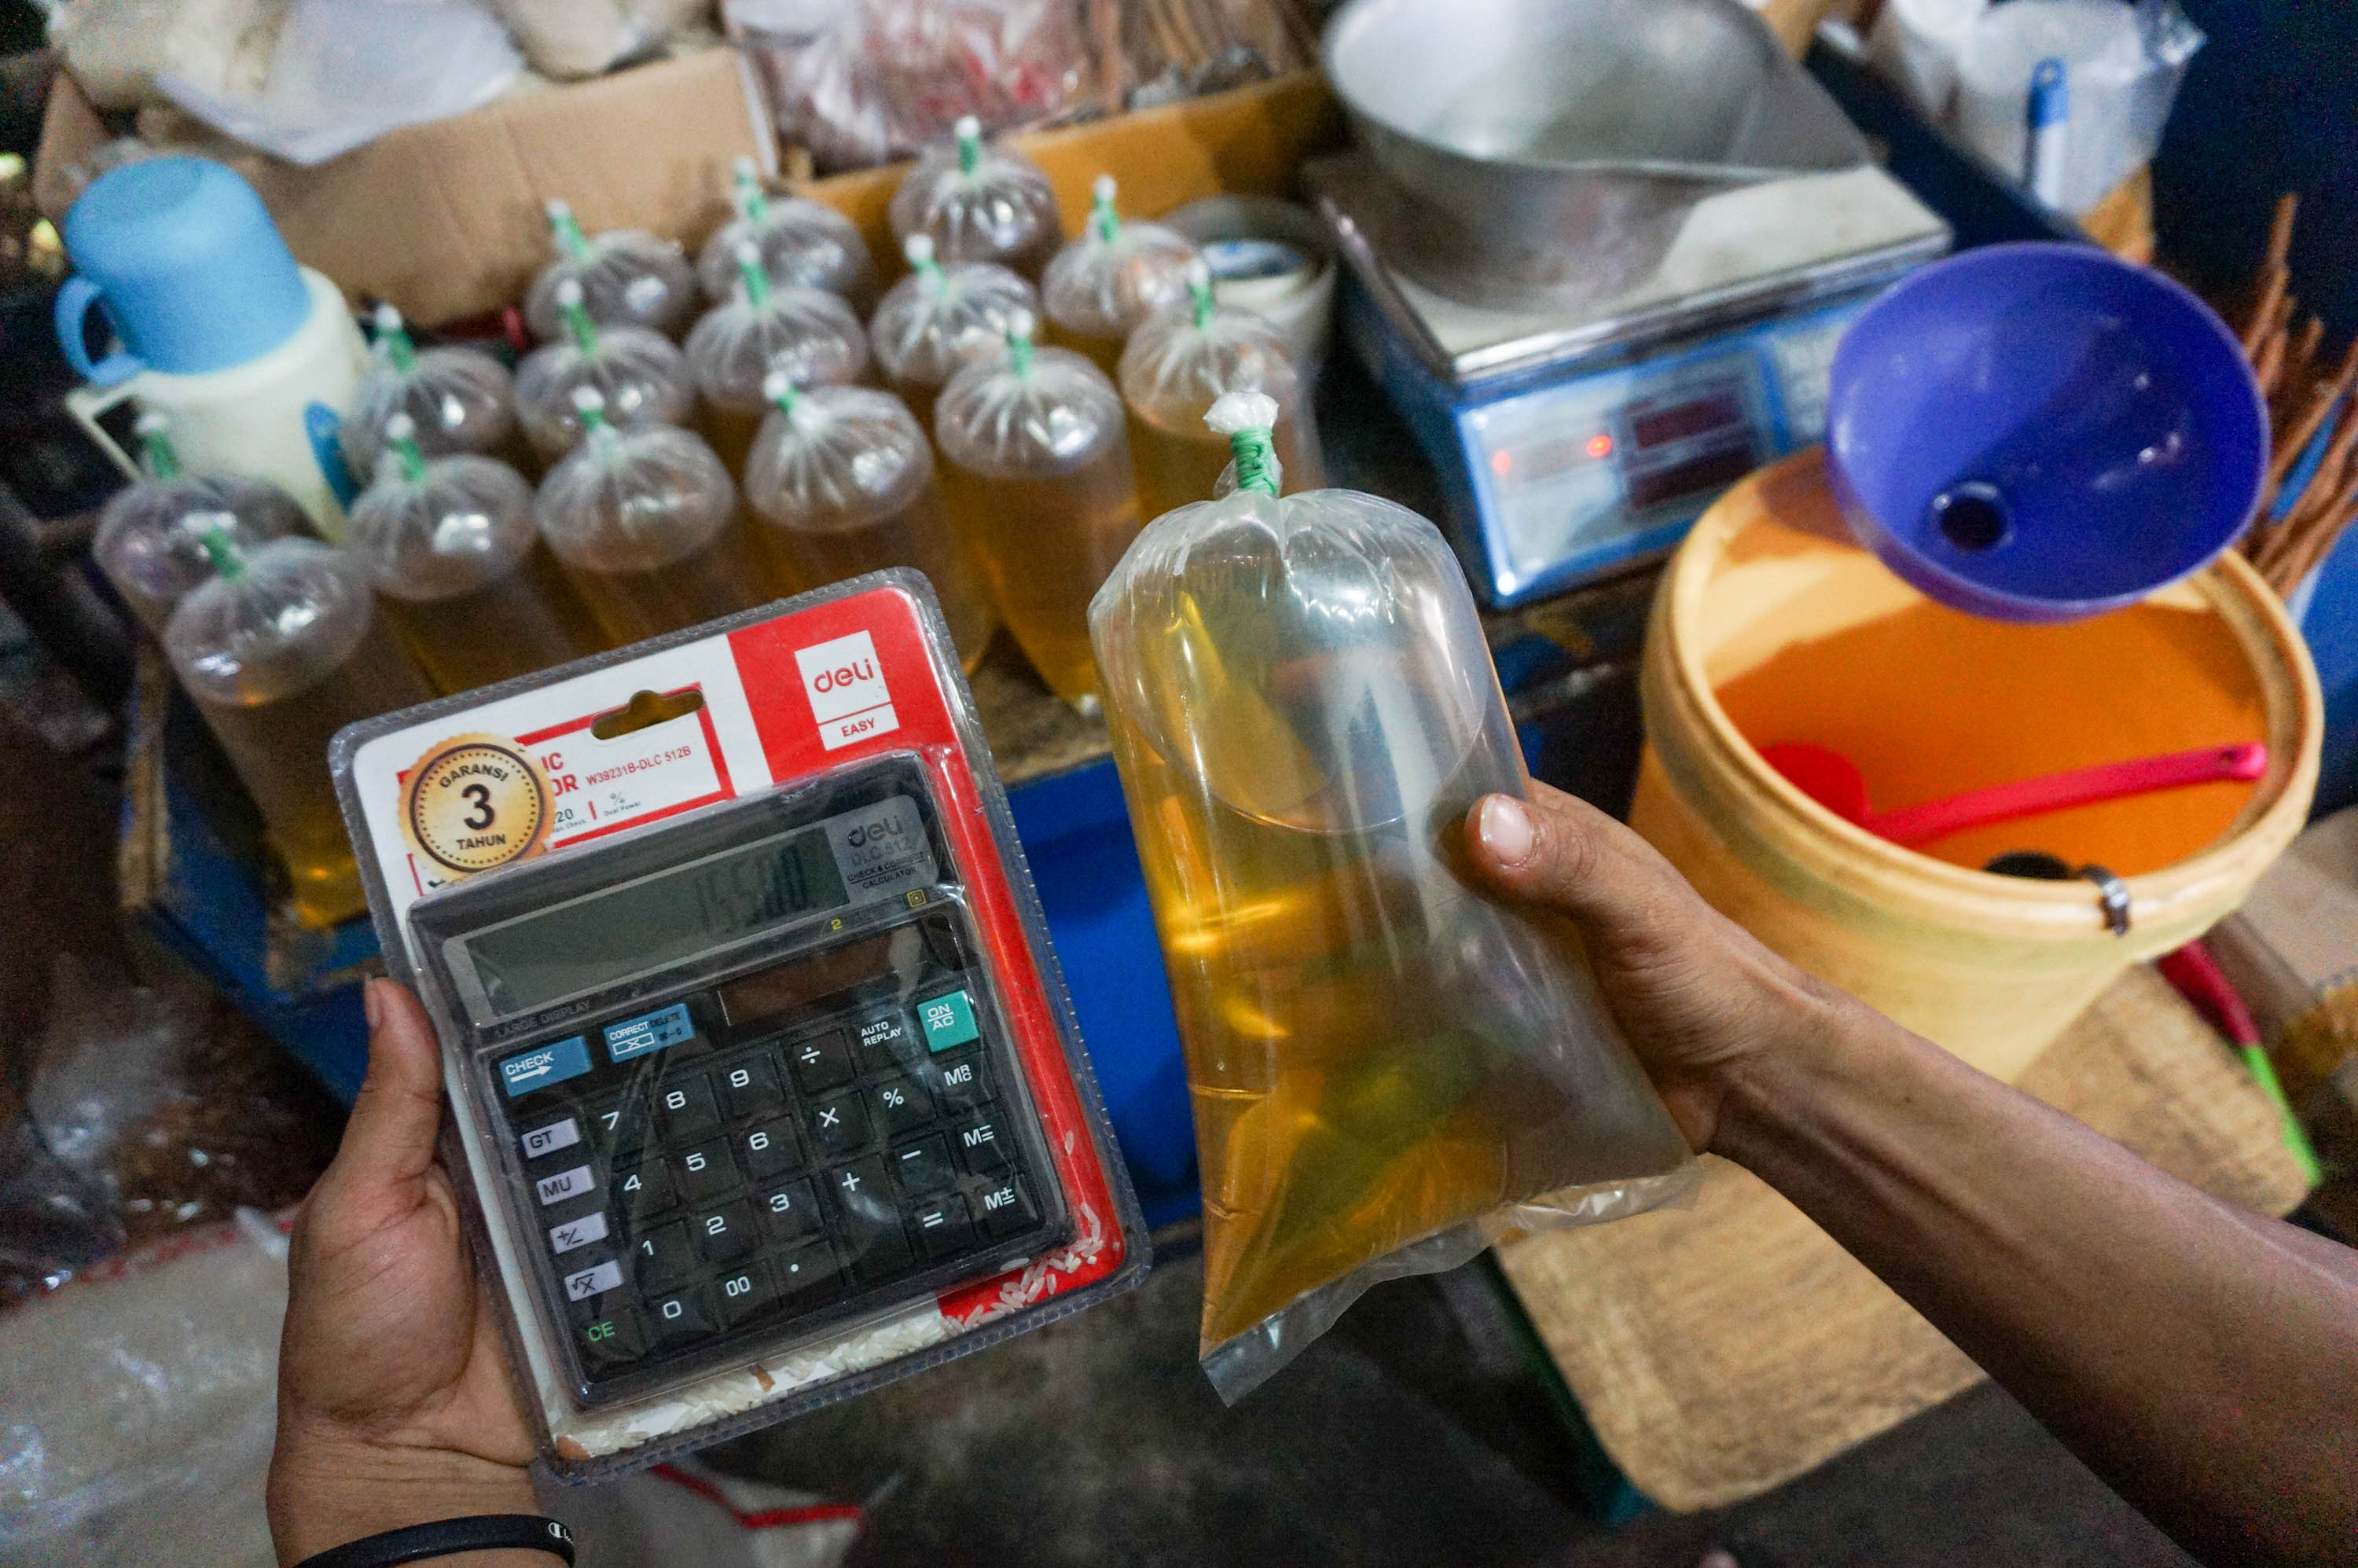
1313, 153, 1952, 607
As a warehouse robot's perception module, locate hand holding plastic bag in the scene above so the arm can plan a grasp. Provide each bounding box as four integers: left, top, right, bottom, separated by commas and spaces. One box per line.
1089, 394, 1695, 1399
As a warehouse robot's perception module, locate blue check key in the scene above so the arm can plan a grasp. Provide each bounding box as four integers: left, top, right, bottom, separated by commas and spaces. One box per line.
916, 990, 979, 1052
499, 1035, 593, 1098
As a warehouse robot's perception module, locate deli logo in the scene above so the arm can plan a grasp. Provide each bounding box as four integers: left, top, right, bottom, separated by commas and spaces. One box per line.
845, 814, 908, 849
794, 630, 900, 751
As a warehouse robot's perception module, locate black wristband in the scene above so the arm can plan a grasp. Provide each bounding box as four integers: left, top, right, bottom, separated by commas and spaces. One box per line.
294, 1514, 575, 1568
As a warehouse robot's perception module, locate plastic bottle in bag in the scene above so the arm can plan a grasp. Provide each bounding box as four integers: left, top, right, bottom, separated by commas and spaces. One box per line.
1089, 394, 1695, 1399
533, 385, 785, 645
887, 115, 1063, 279
165, 521, 435, 927
868, 233, 1038, 435
743, 369, 996, 669
696, 155, 877, 313
515, 279, 695, 460
1042, 175, 1199, 378
92, 413, 310, 637
684, 241, 871, 479
346, 414, 601, 693
1122, 260, 1326, 527
936, 315, 1140, 703
523, 198, 699, 342
340, 304, 523, 482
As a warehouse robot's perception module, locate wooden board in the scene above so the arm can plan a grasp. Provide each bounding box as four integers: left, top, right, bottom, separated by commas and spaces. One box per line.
1494, 964, 2312, 1512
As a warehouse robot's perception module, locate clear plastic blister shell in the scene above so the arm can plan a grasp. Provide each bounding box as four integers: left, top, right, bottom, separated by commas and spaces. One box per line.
887, 119, 1063, 277
1087, 479, 1696, 1401
516, 325, 694, 460
325, 572, 1151, 1482
1041, 182, 1199, 364
92, 472, 310, 637
935, 336, 1140, 702
346, 449, 597, 692
741, 382, 996, 666
525, 204, 700, 343
1120, 297, 1327, 526
165, 536, 434, 927
697, 189, 876, 312
340, 310, 520, 479
868, 252, 1038, 424
532, 420, 779, 645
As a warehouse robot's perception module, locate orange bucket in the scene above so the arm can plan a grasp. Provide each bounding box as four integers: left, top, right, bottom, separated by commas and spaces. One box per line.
1630, 450, 2322, 1081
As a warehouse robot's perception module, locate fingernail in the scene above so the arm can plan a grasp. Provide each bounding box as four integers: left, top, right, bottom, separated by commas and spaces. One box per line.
362, 978, 384, 1032
1478, 795, 1536, 865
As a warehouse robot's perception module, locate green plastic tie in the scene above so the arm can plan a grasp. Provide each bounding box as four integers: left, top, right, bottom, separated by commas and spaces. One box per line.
386, 417, 428, 484
1006, 321, 1034, 379
733, 156, 769, 226
1228, 426, 1279, 498
193, 515, 245, 581
905, 234, 946, 294
2242, 1044, 2323, 1184
736, 242, 772, 311
375, 303, 418, 376
136, 417, 180, 482
547, 200, 591, 261
765, 373, 799, 419
1089, 174, 1120, 244
1205, 391, 1281, 499
1188, 261, 1216, 331
955, 116, 982, 177
560, 289, 600, 358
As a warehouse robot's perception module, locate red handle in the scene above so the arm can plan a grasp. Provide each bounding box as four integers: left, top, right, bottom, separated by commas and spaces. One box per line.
1867, 743, 2268, 847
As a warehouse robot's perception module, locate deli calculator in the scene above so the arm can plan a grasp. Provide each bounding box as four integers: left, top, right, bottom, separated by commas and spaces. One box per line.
333, 575, 1145, 1474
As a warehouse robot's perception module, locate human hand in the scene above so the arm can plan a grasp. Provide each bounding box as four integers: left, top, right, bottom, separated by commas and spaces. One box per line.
1464, 780, 1860, 1153
268, 979, 541, 1566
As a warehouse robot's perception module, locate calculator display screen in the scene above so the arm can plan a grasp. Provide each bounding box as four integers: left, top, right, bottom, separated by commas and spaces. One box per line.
466, 824, 851, 1016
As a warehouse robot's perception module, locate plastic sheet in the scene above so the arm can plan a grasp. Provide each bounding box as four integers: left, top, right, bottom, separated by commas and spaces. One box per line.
492, 0, 707, 80
1089, 394, 1696, 1399
727, 0, 1093, 175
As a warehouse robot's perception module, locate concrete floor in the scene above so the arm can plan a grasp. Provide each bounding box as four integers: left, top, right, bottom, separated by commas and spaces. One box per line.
708, 1238, 2196, 1568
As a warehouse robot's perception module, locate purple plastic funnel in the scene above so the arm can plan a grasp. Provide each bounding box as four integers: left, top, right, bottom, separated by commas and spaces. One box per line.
1827, 243, 2267, 622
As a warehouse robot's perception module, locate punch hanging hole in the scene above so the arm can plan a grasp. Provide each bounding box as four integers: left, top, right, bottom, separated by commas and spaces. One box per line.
590, 686, 706, 740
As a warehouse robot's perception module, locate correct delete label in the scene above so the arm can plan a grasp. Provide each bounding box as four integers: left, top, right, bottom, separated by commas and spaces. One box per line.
400, 734, 552, 877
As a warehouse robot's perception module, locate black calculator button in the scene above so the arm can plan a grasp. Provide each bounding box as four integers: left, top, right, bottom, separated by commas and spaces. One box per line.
715, 1260, 777, 1327
633, 1221, 696, 1288
912, 1192, 975, 1258
923, 1050, 990, 1111
520, 1115, 582, 1164
672, 1140, 740, 1205
740, 1120, 800, 1179
615, 1156, 674, 1217
547, 1210, 610, 1258
758, 1178, 821, 1242
577, 1305, 647, 1369
773, 1241, 842, 1304
891, 1135, 957, 1195
535, 1163, 597, 1207
806, 1092, 869, 1157
589, 1096, 648, 1155
976, 1175, 1041, 1239
832, 1157, 913, 1277
786, 1030, 854, 1095
718, 1056, 786, 1120
656, 1074, 722, 1140
870, 1074, 933, 1139
851, 1012, 917, 1072
953, 1112, 1011, 1173
561, 1257, 624, 1304
648, 1286, 717, 1348
695, 1199, 760, 1263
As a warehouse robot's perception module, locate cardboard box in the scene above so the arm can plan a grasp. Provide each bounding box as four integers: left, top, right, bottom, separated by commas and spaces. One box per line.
36, 50, 774, 327
37, 58, 1342, 329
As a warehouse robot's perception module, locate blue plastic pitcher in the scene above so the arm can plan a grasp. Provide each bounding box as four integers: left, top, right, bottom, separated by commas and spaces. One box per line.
55, 157, 313, 386
1827, 243, 2267, 622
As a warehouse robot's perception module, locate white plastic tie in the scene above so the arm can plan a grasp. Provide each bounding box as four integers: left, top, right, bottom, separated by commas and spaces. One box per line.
1204, 391, 1280, 436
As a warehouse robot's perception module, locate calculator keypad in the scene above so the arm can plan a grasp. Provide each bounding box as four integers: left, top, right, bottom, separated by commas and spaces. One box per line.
494, 920, 1056, 1398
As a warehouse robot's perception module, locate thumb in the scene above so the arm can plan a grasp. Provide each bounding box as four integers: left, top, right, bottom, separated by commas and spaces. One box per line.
333, 979, 448, 1188
1464, 783, 1699, 963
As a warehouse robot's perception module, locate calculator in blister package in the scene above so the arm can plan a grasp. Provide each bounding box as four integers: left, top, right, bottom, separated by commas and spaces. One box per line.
412, 752, 1067, 1407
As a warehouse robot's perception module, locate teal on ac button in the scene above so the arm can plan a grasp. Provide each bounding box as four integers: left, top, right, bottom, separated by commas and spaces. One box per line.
917, 990, 979, 1052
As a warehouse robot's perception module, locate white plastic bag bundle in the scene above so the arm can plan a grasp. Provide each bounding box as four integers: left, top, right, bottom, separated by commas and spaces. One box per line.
1089, 394, 1696, 1400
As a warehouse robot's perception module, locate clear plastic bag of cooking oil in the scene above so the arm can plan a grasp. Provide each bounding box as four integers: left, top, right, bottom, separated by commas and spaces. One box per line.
1087, 400, 1695, 1401
696, 156, 876, 311
524, 199, 699, 342
1041, 175, 1198, 376
340, 305, 520, 481
887, 115, 1063, 278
